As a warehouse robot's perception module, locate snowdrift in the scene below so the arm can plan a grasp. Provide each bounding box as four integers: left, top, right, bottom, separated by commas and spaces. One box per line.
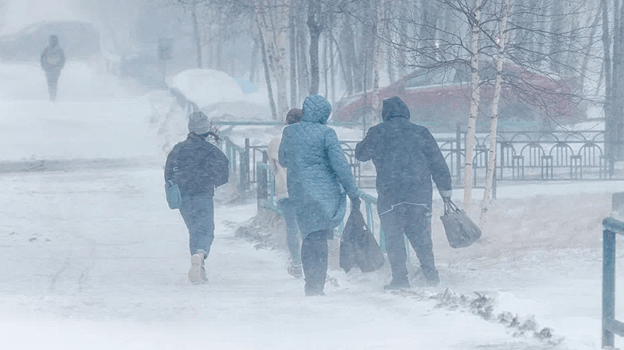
171, 69, 245, 108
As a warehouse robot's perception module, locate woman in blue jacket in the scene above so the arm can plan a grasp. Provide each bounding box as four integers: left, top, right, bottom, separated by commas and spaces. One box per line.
279, 95, 359, 296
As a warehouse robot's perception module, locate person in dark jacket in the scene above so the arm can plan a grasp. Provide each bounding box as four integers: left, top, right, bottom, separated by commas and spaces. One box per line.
40, 35, 66, 101
165, 111, 229, 284
279, 95, 360, 296
355, 96, 452, 289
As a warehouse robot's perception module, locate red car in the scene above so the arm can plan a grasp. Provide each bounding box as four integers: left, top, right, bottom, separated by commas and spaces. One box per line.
332, 62, 580, 132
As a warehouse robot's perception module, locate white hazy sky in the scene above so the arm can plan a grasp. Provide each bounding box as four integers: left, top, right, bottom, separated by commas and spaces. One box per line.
2, 0, 86, 34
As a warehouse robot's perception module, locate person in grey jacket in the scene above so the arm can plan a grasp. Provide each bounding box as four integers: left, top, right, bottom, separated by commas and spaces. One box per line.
356, 96, 452, 289
279, 95, 360, 296
165, 111, 229, 284
40, 35, 65, 101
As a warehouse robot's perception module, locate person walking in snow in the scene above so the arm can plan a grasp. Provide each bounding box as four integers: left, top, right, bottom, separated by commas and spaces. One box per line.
40, 35, 66, 102
268, 108, 304, 278
165, 111, 229, 284
279, 95, 360, 296
355, 96, 452, 290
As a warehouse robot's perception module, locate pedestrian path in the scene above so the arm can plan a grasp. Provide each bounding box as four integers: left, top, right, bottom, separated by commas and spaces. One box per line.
0, 167, 573, 350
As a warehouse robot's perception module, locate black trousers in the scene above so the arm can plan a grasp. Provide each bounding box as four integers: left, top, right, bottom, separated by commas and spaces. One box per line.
380, 204, 437, 282
301, 229, 330, 294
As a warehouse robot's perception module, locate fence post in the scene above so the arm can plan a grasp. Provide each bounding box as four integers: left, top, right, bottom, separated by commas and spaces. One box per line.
239, 138, 250, 199
603, 228, 616, 348
257, 151, 268, 211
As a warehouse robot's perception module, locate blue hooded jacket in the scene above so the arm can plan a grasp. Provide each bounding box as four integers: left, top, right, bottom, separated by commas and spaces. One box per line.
279, 95, 358, 238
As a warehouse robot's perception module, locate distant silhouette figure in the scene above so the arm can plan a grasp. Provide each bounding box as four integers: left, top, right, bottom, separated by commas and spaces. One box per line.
40, 35, 65, 101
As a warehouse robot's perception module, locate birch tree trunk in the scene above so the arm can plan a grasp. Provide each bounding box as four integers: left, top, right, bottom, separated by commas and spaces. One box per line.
308, 0, 322, 95
255, 13, 278, 120
615, 1, 624, 160
297, 19, 310, 102
324, 33, 329, 98
256, 0, 290, 119
579, 9, 601, 95
602, 0, 614, 159
329, 21, 336, 104
249, 39, 259, 83
289, 0, 298, 108
463, 0, 483, 216
340, 17, 356, 95
191, 3, 203, 69
479, 0, 510, 229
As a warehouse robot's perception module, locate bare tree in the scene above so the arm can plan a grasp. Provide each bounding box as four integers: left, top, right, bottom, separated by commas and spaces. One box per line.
289, 0, 298, 107
255, 14, 279, 119
480, 0, 510, 228
191, 2, 203, 68
254, 0, 291, 119
463, 0, 485, 216
307, 0, 323, 95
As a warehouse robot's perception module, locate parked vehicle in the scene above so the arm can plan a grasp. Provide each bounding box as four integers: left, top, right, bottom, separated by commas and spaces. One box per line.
0, 21, 101, 61
333, 62, 581, 132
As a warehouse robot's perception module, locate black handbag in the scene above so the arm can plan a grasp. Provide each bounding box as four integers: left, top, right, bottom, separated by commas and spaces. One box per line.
440, 200, 482, 249
340, 207, 385, 273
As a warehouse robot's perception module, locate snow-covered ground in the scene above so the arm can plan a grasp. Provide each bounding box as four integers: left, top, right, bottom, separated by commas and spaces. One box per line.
0, 63, 622, 350
0, 63, 161, 161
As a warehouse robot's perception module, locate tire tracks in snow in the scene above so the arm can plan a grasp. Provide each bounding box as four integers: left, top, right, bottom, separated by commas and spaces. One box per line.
77, 239, 97, 293
49, 246, 72, 293
48, 233, 97, 294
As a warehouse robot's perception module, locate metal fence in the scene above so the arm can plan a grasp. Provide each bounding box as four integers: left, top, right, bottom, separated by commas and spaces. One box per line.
220, 127, 616, 203
602, 216, 624, 348
220, 137, 251, 199
256, 159, 386, 244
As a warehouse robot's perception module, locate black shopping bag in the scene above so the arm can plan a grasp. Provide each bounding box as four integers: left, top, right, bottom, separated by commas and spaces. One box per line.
340, 207, 385, 273
440, 200, 482, 249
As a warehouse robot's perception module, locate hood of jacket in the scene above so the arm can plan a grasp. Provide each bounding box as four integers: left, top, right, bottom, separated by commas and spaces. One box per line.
302, 95, 332, 125
382, 96, 411, 122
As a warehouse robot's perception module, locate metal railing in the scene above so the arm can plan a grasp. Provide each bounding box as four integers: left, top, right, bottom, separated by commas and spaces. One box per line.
221, 137, 250, 199
602, 216, 624, 348
357, 190, 386, 252
256, 159, 385, 246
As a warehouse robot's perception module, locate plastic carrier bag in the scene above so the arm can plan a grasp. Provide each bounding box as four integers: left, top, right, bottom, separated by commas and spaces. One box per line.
440, 200, 482, 249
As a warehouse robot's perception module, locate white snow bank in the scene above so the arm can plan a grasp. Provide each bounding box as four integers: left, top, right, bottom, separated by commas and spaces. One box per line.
171, 69, 245, 108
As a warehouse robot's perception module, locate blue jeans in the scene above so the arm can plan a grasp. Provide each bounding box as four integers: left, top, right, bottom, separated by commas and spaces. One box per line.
179, 194, 215, 258
279, 198, 301, 265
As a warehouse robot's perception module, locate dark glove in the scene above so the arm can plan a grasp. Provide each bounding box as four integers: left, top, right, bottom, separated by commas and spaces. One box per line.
442, 196, 452, 204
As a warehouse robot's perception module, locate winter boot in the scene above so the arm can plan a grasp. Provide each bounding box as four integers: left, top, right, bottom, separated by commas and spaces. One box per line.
305, 285, 326, 296
384, 278, 411, 291
189, 252, 207, 284
287, 262, 303, 279
423, 269, 440, 287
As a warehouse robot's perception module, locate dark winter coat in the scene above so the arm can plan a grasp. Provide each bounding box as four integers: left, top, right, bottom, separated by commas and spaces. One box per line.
41, 45, 66, 73
279, 95, 358, 239
165, 133, 229, 198
355, 96, 452, 214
